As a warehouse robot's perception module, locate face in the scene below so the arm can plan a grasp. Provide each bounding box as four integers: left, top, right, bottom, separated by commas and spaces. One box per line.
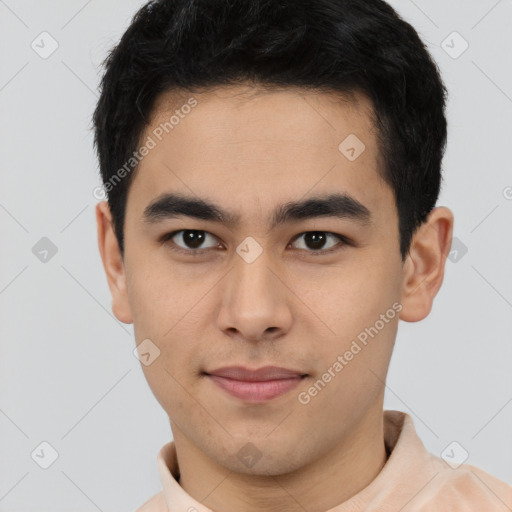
97, 84, 451, 475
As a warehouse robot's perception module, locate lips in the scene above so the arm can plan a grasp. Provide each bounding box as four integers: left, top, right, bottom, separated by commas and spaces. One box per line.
206, 365, 307, 381
204, 366, 308, 402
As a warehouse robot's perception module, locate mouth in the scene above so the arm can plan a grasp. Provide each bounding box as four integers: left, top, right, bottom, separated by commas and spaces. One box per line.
203, 366, 309, 403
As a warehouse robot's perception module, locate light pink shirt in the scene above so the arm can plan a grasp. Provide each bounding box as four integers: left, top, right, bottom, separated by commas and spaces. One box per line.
136, 410, 512, 511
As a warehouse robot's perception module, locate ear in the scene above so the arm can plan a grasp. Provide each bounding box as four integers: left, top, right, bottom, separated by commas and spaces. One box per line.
96, 201, 133, 324
399, 206, 454, 322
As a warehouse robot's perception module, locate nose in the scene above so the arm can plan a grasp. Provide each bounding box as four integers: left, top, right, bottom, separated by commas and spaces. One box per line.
216, 250, 293, 343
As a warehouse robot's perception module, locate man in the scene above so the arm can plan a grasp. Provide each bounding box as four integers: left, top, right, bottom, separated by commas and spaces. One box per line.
93, 0, 512, 510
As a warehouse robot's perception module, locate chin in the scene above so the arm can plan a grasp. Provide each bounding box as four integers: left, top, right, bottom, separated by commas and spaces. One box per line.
213, 437, 306, 476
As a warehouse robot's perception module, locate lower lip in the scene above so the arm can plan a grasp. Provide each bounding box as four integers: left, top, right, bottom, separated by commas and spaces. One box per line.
207, 375, 304, 402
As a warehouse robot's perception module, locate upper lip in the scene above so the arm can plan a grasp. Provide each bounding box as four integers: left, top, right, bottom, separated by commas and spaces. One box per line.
206, 366, 307, 381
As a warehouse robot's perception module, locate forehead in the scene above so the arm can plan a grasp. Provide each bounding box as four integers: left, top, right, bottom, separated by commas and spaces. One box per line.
150, 84, 377, 151
127, 84, 395, 229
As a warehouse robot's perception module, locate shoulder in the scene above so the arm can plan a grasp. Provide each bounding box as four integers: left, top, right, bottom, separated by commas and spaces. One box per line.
424, 459, 512, 510
134, 491, 168, 512
382, 411, 511, 510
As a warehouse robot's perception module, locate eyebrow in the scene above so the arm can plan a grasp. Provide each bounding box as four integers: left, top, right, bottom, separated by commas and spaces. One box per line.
142, 192, 372, 228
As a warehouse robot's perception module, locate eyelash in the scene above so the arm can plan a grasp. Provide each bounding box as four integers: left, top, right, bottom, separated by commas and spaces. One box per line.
160, 230, 352, 257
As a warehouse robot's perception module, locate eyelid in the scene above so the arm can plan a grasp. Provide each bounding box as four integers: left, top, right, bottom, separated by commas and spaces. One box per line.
160, 229, 221, 254
161, 229, 352, 255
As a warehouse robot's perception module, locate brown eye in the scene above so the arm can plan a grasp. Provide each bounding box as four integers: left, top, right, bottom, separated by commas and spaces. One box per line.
163, 230, 220, 252
291, 231, 347, 253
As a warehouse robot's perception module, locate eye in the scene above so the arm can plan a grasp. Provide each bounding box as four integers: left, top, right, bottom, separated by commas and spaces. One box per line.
290, 231, 349, 254
161, 229, 351, 256
161, 230, 221, 254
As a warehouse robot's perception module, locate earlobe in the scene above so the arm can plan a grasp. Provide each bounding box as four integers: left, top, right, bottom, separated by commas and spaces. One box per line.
95, 201, 133, 324
399, 207, 454, 322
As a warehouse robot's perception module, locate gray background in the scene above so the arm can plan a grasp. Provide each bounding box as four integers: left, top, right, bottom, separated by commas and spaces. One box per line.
1, 0, 511, 510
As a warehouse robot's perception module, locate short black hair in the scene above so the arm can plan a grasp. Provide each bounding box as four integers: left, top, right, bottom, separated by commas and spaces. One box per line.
93, 0, 448, 261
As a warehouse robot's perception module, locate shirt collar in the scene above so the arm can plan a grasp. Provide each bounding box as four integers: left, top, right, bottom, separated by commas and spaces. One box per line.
156, 410, 435, 512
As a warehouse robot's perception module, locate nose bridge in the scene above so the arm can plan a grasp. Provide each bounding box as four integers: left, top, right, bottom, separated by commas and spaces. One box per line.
217, 247, 292, 340
235, 248, 274, 298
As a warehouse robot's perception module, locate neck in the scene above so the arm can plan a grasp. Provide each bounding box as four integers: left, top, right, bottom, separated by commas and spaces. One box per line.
172, 406, 388, 512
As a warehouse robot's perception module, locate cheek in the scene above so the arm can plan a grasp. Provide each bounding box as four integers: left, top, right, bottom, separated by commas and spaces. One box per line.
126, 255, 209, 383
126, 251, 194, 335
139, 360, 196, 425
289, 252, 401, 376
293, 252, 400, 329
